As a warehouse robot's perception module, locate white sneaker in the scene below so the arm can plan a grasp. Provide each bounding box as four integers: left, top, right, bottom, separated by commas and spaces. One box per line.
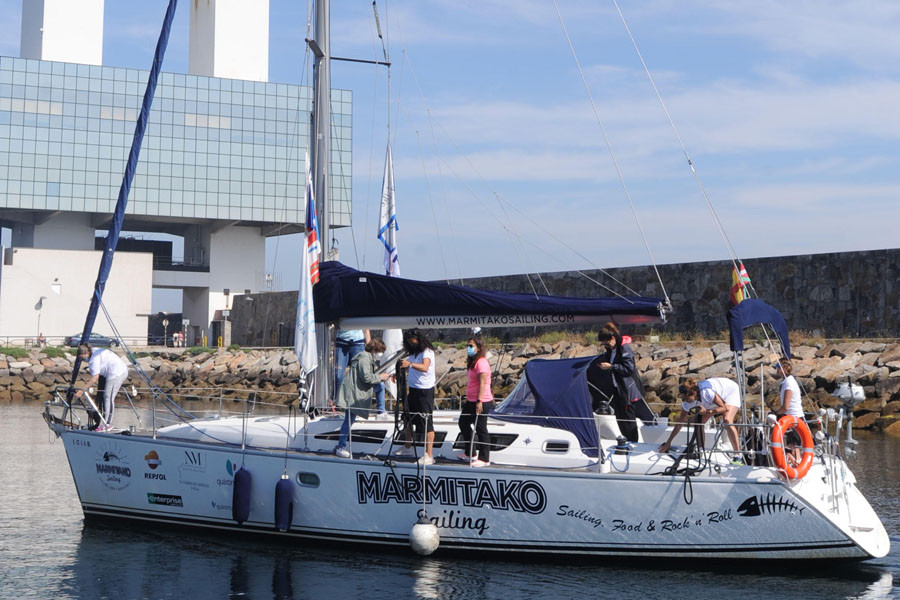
376, 412, 392, 421
470, 459, 490, 468
416, 454, 435, 466
334, 446, 351, 458
394, 446, 414, 457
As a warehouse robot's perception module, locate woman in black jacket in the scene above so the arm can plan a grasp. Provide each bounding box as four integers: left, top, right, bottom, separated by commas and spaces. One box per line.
586, 322, 651, 442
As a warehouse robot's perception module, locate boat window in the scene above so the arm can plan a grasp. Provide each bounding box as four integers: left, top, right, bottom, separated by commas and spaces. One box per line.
452, 433, 518, 453
314, 429, 387, 444
492, 378, 534, 416
543, 441, 569, 453
296, 472, 320, 487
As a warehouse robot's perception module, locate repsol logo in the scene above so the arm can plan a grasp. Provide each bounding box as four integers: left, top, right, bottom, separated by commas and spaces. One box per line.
145, 472, 167, 480
356, 472, 547, 514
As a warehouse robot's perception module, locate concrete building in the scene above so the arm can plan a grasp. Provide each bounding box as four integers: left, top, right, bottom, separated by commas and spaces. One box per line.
0, 0, 352, 345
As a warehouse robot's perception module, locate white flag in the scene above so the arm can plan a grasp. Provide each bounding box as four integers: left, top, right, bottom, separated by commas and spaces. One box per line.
377, 143, 402, 399
295, 153, 318, 375
378, 143, 400, 277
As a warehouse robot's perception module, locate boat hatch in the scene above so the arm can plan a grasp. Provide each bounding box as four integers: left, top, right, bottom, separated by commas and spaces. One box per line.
296, 472, 320, 487
543, 440, 570, 453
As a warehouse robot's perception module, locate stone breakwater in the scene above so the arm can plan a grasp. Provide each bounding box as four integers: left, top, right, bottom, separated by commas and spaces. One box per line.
2, 341, 900, 434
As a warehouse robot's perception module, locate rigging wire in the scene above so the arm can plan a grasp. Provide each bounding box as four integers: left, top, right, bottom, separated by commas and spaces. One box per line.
609, 0, 754, 301
414, 129, 451, 283
399, 49, 544, 297
552, 0, 671, 307
394, 57, 644, 300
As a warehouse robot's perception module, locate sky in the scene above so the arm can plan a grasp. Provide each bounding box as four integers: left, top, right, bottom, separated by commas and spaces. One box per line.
2, 0, 900, 307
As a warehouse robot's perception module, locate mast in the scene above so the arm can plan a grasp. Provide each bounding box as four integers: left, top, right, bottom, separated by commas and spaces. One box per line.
310, 0, 332, 408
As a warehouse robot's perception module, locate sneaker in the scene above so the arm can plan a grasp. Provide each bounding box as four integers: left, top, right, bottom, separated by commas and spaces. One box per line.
394, 446, 414, 457
416, 454, 435, 466
96, 424, 110, 432
334, 446, 351, 459
376, 412, 392, 421
730, 457, 744, 466
470, 459, 490, 468
457, 452, 471, 461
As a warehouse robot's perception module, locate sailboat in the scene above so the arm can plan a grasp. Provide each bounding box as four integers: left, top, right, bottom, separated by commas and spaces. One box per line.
43, 0, 889, 560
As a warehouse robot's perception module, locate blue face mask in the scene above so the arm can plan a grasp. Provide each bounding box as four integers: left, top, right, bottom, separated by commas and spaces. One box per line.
466, 346, 476, 357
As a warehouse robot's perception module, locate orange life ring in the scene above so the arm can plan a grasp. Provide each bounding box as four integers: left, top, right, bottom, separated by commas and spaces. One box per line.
769, 415, 815, 480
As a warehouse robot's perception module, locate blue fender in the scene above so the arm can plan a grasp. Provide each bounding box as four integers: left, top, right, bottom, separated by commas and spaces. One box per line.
232, 466, 252, 524
274, 477, 294, 532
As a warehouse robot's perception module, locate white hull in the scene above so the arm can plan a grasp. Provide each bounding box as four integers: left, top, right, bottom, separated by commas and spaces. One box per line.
51, 414, 889, 561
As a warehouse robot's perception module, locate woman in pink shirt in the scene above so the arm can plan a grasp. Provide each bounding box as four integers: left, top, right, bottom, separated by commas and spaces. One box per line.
458, 336, 493, 467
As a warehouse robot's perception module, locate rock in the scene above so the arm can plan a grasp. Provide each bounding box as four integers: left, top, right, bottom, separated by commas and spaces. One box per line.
641, 369, 662, 389
881, 400, 900, 415
792, 346, 817, 361
875, 415, 900, 431
853, 398, 885, 414
857, 342, 887, 353
815, 344, 839, 358
9, 361, 31, 369
710, 343, 731, 360
875, 378, 900, 399
876, 344, 900, 366
688, 349, 715, 371
883, 420, 900, 437
852, 412, 879, 429
698, 362, 734, 379
833, 342, 861, 358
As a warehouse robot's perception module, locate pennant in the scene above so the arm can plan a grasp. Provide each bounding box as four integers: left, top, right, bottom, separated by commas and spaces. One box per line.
377, 143, 403, 399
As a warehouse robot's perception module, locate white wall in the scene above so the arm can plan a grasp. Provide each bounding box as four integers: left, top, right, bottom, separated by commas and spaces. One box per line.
0, 248, 151, 343
207, 225, 264, 327
188, 0, 269, 82
33, 213, 96, 250
19, 0, 104, 65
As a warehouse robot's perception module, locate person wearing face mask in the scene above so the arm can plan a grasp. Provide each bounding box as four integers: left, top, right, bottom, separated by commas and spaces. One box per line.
586, 321, 648, 442
458, 335, 493, 467
397, 329, 437, 465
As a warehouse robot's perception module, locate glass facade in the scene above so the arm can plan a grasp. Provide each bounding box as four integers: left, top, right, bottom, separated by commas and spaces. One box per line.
0, 56, 352, 226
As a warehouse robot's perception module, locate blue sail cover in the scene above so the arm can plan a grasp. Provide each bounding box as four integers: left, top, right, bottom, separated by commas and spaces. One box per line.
726, 298, 791, 357
492, 357, 599, 457
314, 262, 665, 329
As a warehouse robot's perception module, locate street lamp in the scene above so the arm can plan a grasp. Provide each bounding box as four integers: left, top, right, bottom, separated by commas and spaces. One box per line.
35, 296, 47, 345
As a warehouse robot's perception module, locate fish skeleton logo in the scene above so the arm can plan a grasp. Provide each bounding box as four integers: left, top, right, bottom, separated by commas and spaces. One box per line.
145, 450, 161, 469
737, 494, 805, 517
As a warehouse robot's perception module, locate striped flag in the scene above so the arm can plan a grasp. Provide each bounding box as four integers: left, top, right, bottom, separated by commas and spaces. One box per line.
730, 262, 751, 305
305, 151, 321, 284
295, 152, 319, 377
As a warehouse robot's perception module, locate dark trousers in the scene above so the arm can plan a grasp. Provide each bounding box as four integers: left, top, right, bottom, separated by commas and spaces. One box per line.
459, 401, 493, 461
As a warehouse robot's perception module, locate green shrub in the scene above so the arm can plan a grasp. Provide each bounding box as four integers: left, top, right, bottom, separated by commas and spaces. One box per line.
1, 346, 29, 359
41, 347, 68, 359
227, 343, 241, 351
185, 346, 215, 356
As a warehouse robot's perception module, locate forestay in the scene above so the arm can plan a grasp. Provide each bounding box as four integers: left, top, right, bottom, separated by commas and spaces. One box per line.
313, 262, 666, 329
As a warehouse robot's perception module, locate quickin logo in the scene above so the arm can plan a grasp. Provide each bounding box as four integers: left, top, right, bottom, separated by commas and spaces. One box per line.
217, 459, 237, 487
95, 443, 132, 491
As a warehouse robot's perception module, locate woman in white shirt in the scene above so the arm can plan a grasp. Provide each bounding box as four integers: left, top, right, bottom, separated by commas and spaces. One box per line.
398, 329, 436, 465
773, 358, 804, 466
75, 343, 129, 431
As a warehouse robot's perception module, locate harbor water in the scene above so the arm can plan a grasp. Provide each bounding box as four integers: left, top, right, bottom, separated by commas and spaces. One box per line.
0, 402, 897, 600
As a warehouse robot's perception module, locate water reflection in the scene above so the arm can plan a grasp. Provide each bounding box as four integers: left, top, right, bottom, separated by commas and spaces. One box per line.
1, 403, 898, 600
